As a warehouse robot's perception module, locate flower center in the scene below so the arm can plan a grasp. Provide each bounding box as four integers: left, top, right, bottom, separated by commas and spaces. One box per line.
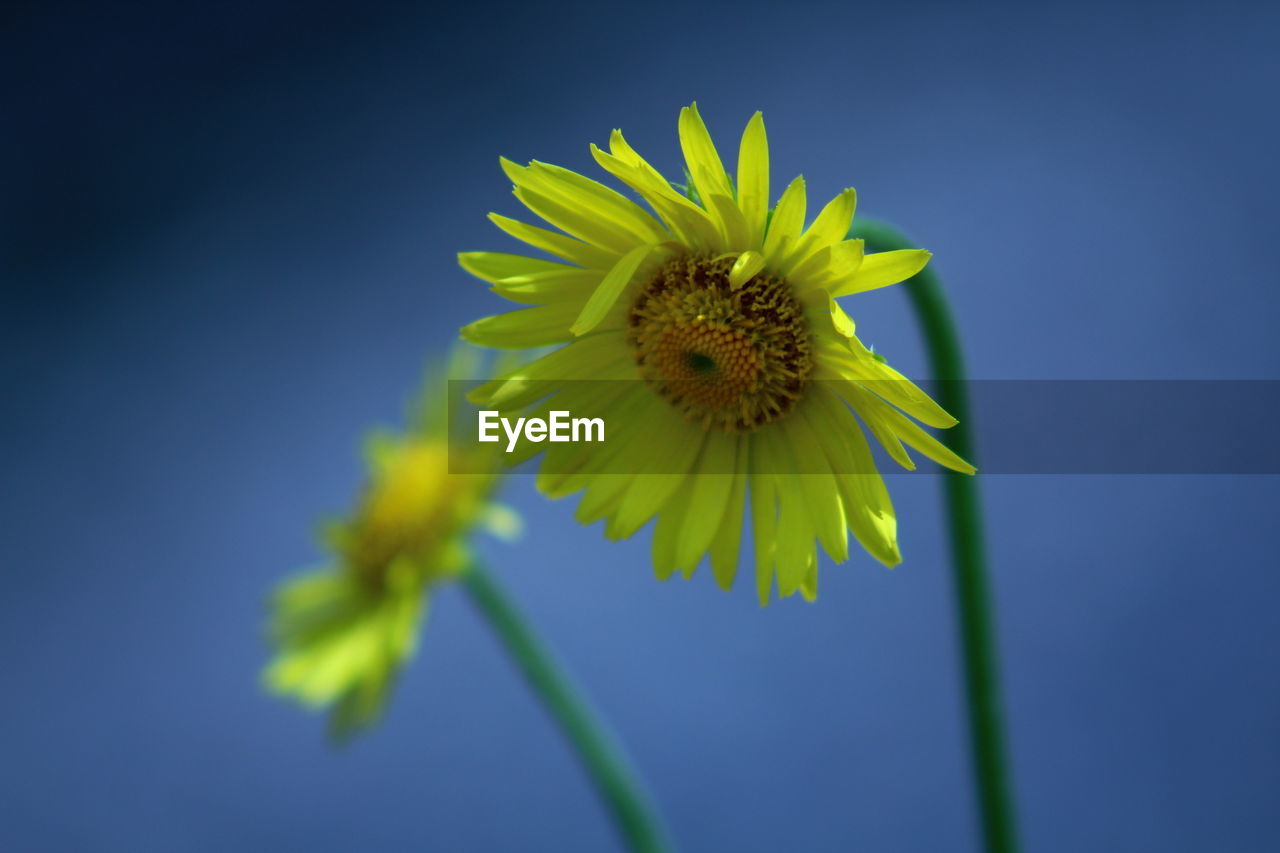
343, 442, 470, 589
627, 253, 813, 432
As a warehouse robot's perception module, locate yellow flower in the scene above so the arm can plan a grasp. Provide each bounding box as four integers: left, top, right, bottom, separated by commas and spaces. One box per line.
460, 104, 973, 604
264, 355, 518, 736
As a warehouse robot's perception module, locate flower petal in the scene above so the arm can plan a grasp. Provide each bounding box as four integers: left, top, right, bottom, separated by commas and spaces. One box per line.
678, 103, 734, 201
461, 305, 576, 348
488, 213, 617, 269
838, 384, 916, 471
828, 294, 856, 337
737, 112, 769, 249
779, 188, 857, 275
756, 429, 813, 597
790, 239, 865, 292
652, 482, 695, 582
488, 267, 602, 305
729, 250, 766, 289
807, 388, 901, 566
831, 249, 931, 297
800, 553, 819, 602
749, 441, 778, 606
704, 190, 749, 251
501, 158, 668, 245
709, 436, 748, 590
877, 405, 976, 474
470, 333, 630, 409
780, 415, 849, 564
611, 410, 706, 538
514, 187, 641, 255
773, 474, 812, 598
762, 176, 806, 264
816, 339, 958, 428
458, 251, 572, 283
591, 138, 722, 249
571, 244, 653, 335
676, 434, 739, 574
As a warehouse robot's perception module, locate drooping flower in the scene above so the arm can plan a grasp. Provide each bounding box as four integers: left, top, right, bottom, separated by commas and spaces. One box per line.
459, 104, 973, 604
264, 352, 518, 736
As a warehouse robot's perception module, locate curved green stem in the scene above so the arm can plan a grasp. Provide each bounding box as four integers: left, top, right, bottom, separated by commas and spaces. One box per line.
461, 562, 672, 852
849, 218, 1020, 853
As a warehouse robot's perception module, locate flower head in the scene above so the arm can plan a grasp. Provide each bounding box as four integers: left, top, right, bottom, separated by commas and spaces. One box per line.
264, 351, 517, 736
460, 105, 973, 604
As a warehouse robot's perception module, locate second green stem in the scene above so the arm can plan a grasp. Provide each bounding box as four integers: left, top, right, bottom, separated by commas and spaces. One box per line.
462, 562, 671, 852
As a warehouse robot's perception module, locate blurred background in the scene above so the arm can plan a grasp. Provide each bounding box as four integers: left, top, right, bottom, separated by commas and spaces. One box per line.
4, 1, 1278, 850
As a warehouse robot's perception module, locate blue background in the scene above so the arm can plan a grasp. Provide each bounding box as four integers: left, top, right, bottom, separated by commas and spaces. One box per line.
4, 1, 1278, 850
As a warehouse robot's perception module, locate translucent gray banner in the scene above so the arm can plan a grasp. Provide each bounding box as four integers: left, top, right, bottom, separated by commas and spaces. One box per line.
447, 380, 1280, 475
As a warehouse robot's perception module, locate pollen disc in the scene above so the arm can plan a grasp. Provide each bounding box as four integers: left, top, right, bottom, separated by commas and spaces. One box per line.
627, 253, 813, 432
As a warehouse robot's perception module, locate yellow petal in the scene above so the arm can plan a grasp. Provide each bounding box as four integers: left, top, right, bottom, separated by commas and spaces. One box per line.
591, 140, 721, 249
780, 415, 849, 563
457, 251, 572, 283
470, 333, 629, 408
704, 190, 748, 251
709, 436, 748, 590
816, 339, 958, 428
569, 394, 654, 511
838, 384, 916, 471
678, 103, 734, 200
651, 484, 694, 581
514, 187, 640, 255
749, 441, 778, 606
755, 430, 813, 597
800, 555, 819, 602
675, 434, 738, 574
460, 305, 576, 348
773, 473, 812, 598
524, 159, 667, 243
807, 387, 901, 566
736, 112, 769, 249
831, 249, 931, 297
611, 415, 706, 538
828, 294, 856, 338
571, 244, 652, 335
807, 188, 857, 248
490, 273, 600, 305
879, 406, 976, 474
729, 250, 766, 289
790, 239, 866, 292
762, 176, 806, 263
534, 386, 643, 499
488, 213, 616, 269
575, 474, 630, 524
779, 188, 856, 275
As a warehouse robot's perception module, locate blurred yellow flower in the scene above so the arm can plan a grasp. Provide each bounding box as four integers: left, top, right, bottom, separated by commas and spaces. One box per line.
460, 104, 973, 604
264, 355, 518, 736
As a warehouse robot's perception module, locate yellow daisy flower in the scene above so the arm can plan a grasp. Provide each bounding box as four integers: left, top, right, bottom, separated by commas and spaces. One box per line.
460, 104, 973, 604
264, 354, 518, 736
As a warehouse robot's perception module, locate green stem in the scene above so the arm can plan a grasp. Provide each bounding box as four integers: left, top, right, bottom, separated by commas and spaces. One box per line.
849, 218, 1020, 853
461, 562, 672, 852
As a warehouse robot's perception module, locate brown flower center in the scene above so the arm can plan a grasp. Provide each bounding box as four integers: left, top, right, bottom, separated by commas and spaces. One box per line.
627, 253, 813, 432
